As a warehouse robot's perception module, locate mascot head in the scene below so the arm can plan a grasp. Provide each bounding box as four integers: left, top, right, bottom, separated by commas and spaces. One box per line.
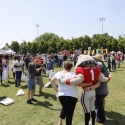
75, 55, 97, 69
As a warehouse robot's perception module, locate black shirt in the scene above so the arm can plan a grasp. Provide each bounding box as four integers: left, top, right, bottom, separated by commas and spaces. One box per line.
24, 57, 30, 69
35, 64, 43, 76
63, 55, 67, 61
54, 55, 58, 62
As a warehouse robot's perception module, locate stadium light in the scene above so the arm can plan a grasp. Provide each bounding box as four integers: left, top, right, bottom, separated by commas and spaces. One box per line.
36, 24, 39, 37
99, 18, 106, 34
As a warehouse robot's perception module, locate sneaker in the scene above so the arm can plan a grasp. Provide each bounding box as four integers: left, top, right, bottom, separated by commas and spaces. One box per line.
89, 122, 92, 125
96, 118, 106, 123
89, 121, 95, 125
15, 85, 18, 87
30, 98, 37, 102
38, 91, 43, 94
27, 100, 33, 104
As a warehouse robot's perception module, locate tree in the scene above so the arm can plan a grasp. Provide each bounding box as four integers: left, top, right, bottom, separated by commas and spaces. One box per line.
30, 41, 38, 54
11, 41, 20, 53
5, 43, 10, 48
19, 41, 28, 54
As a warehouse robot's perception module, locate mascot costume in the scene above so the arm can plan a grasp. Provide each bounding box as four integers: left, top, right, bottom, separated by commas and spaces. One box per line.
60, 55, 111, 125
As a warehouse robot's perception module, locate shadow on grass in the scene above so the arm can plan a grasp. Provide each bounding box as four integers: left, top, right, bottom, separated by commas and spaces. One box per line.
34, 92, 57, 100
9, 77, 14, 79
116, 69, 123, 71
0, 96, 7, 100
21, 85, 28, 89
34, 100, 60, 111
102, 111, 125, 125
8, 81, 15, 84
0, 83, 10, 87
110, 70, 123, 72
43, 92, 57, 100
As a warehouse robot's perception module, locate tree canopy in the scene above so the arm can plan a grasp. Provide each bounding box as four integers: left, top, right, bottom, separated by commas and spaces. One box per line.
6, 32, 125, 54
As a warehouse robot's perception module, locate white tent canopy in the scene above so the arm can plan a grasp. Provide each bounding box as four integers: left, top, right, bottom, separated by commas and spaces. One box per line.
6, 49, 16, 54
0, 45, 10, 50
0, 45, 14, 54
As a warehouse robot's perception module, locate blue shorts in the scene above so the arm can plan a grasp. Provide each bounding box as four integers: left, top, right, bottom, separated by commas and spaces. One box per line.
27, 77, 36, 90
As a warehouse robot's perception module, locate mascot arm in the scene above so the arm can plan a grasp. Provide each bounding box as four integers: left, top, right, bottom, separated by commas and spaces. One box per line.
60, 67, 84, 85
60, 74, 84, 85
98, 73, 111, 82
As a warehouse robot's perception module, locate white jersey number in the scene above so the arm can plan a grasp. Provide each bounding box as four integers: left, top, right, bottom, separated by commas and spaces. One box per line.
90, 69, 94, 81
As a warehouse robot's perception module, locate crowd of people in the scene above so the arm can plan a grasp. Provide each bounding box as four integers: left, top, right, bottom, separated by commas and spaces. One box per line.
0, 51, 124, 125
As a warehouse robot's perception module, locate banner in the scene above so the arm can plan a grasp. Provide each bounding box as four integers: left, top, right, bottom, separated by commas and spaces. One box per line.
84, 50, 88, 55
84, 50, 94, 55
88, 50, 95, 55
96, 49, 102, 54
102, 49, 108, 54
96, 49, 108, 54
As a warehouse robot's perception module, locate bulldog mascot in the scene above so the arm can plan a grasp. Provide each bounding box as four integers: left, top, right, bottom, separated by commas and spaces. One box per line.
59, 54, 111, 125
60, 54, 111, 86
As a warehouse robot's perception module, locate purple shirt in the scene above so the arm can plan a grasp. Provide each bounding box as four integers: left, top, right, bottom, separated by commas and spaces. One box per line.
46, 60, 54, 70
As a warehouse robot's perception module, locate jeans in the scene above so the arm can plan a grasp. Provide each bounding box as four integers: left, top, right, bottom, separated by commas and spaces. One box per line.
15, 71, 22, 86
27, 77, 36, 90
112, 60, 116, 70
58, 59, 63, 67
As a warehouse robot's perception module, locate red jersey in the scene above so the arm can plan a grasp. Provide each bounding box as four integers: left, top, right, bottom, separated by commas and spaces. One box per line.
75, 66, 100, 88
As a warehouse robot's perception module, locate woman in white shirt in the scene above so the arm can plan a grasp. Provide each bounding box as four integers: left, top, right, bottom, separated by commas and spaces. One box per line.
2, 54, 9, 82
12, 56, 17, 82
14, 56, 24, 87
51, 61, 91, 125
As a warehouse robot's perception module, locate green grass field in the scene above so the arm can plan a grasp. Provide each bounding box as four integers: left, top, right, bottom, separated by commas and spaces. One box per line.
0, 61, 125, 125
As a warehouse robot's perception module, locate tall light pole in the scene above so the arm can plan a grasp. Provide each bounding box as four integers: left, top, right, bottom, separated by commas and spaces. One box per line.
36, 24, 39, 37
99, 18, 106, 34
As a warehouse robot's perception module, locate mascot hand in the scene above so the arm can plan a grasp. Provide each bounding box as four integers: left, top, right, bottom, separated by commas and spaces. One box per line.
59, 74, 84, 85
108, 73, 112, 80
98, 73, 111, 82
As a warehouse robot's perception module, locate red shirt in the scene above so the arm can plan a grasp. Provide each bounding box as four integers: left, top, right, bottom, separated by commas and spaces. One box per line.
75, 66, 100, 88
37, 59, 42, 64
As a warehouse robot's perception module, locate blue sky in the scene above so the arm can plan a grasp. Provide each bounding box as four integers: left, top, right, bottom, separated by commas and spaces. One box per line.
0, 0, 125, 46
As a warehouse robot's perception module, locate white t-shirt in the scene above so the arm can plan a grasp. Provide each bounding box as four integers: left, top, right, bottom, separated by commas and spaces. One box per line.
58, 54, 63, 60
54, 71, 78, 98
14, 61, 23, 71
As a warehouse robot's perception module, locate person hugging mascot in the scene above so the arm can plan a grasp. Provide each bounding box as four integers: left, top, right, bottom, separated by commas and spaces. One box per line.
60, 54, 111, 125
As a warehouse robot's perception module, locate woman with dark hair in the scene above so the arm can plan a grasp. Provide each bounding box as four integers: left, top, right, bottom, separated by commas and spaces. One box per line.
51, 61, 91, 125
0, 58, 3, 84
14, 56, 24, 87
